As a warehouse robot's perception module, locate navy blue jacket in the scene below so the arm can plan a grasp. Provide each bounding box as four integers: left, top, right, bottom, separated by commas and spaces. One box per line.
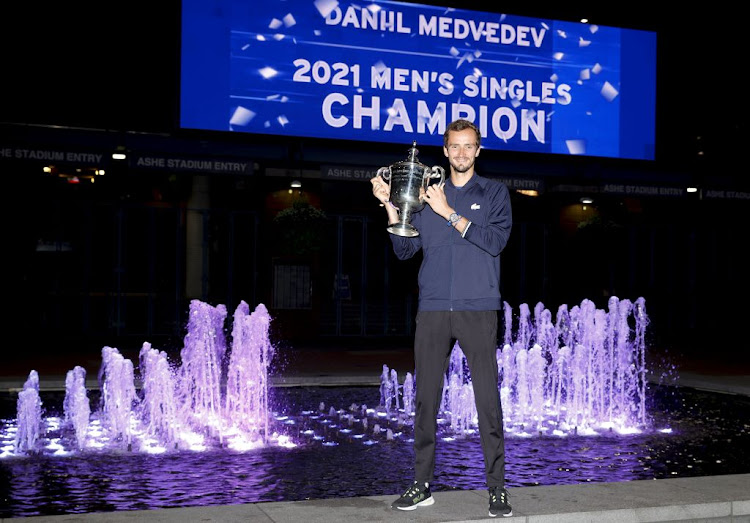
390, 173, 512, 312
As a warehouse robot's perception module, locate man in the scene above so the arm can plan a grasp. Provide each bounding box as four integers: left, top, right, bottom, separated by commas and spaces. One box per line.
370, 119, 513, 517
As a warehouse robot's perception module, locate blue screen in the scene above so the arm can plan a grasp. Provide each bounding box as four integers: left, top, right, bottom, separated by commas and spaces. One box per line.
180, 0, 656, 160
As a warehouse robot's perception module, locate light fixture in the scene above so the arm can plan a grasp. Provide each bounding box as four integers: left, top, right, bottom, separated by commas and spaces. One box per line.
516, 189, 539, 197
687, 187, 698, 193
290, 180, 302, 188
580, 197, 594, 204
112, 145, 127, 160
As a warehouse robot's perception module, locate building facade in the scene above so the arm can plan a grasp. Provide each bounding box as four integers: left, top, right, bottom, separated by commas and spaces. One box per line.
4, 122, 748, 363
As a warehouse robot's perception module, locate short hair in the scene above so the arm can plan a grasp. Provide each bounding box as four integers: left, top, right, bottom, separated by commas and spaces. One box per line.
443, 119, 481, 148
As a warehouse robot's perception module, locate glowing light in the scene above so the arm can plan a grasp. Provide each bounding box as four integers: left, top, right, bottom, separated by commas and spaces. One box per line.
276, 435, 297, 448
227, 437, 264, 451
259, 67, 278, 79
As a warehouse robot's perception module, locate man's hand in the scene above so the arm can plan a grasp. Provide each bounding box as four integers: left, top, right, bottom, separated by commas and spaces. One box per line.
371, 176, 400, 225
370, 176, 390, 204
422, 182, 452, 219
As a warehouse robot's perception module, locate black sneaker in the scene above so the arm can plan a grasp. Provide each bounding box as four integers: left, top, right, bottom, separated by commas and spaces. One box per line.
391, 481, 435, 511
488, 486, 512, 517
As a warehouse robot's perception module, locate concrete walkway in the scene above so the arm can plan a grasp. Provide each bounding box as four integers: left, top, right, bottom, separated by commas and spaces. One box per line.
6, 473, 750, 522
3, 346, 750, 522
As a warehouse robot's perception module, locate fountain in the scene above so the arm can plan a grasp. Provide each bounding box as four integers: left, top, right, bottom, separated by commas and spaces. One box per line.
3, 296, 651, 457
2, 299, 287, 458
371, 296, 651, 438
4, 295, 746, 519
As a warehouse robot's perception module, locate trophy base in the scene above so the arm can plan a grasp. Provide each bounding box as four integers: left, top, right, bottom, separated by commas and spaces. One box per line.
387, 223, 419, 237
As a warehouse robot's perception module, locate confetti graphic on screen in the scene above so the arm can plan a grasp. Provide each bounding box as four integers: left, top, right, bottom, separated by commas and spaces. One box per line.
181, 0, 656, 160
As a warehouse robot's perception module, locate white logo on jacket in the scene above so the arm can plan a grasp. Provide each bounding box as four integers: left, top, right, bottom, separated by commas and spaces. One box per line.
471, 203, 481, 210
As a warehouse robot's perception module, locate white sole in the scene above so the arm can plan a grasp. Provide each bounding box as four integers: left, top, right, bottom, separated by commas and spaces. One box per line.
489, 510, 513, 517
394, 496, 435, 510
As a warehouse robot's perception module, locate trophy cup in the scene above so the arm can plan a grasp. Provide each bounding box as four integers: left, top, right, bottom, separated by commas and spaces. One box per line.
377, 141, 445, 237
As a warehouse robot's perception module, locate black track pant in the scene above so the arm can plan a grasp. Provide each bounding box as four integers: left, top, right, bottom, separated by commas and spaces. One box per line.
412, 310, 506, 487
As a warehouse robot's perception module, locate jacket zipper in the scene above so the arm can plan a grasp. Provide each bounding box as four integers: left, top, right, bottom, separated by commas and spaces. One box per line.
449, 186, 460, 311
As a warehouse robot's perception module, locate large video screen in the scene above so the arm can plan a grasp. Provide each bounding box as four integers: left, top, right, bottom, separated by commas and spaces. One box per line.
180, 0, 656, 160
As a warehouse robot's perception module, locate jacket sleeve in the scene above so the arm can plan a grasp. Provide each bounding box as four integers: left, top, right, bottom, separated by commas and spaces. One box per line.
463, 182, 512, 256
389, 211, 423, 259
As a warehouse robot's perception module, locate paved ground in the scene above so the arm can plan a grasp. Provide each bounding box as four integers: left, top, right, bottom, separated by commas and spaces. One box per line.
2, 342, 749, 522
4, 473, 749, 522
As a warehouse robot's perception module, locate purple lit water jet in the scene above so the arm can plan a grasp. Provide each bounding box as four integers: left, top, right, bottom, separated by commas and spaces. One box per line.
224, 301, 275, 448
99, 345, 137, 449
13, 371, 42, 453
63, 365, 90, 449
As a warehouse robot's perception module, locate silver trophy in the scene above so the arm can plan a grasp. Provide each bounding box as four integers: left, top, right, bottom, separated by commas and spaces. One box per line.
377, 141, 445, 237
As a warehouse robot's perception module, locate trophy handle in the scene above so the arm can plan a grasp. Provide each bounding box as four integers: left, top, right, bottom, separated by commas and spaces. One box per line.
377, 166, 392, 182
428, 166, 445, 186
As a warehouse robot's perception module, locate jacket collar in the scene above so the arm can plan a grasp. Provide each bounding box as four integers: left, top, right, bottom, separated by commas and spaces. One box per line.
447, 172, 481, 190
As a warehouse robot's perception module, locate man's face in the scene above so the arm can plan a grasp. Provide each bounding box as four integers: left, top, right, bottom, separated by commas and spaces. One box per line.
443, 128, 480, 174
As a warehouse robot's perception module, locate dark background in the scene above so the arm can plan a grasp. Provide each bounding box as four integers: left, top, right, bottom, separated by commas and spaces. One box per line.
2, 1, 748, 370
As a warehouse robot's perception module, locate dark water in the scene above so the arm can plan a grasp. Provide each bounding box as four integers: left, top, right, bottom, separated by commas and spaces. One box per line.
1, 384, 749, 518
